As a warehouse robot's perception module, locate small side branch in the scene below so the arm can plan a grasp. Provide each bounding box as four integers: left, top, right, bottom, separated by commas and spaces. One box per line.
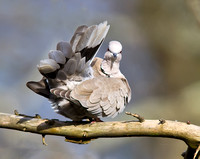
125, 112, 145, 122
42, 134, 48, 146
194, 145, 200, 159
182, 145, 200, 159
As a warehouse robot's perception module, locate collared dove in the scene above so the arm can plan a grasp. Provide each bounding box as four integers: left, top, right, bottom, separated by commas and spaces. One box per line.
27, 21, 131, 121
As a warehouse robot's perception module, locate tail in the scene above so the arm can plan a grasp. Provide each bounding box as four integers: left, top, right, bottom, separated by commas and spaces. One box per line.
27, 21, 110, 98
26, 77, 50, 98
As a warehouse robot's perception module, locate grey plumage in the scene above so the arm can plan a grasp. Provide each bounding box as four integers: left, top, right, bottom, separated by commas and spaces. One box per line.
57, 41, 74, 59
27, 21, 131, 121
48, 50, 66, 64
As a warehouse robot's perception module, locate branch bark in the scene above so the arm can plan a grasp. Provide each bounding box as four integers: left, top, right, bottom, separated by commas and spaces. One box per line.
0, 112, 199, 158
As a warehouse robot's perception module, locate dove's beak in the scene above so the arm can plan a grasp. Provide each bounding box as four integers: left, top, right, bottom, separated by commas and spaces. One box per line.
113, 53, 117, 58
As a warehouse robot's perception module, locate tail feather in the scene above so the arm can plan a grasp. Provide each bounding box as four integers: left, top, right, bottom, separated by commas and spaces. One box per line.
56, 41, 74, 59
33, 21, 110, 81
92, 21, 110, 48
70, 25, 88, 51
26, 78, 50, 98
56, 70, 67, 80
48, 50, 66, 65
77, 57, 86, 73
37, 59, 60, 74
63, 58, 77, 76
79, 21, 110, 62
75, 25, 97, 52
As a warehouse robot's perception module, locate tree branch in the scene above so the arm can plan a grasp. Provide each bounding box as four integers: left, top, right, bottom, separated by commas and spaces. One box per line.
0, 112, 199, 158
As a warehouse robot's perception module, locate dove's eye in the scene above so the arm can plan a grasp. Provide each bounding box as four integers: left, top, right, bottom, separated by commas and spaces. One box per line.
107, 47, 122, 54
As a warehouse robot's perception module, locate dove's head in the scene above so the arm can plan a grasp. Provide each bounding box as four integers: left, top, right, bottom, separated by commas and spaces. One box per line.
104, 41, 122, 63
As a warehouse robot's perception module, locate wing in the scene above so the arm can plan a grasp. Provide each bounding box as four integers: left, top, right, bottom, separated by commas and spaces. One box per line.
51, 76, 131, 118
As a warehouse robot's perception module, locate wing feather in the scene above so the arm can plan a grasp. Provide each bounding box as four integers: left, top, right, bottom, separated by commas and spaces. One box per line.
70, 77, 130, 117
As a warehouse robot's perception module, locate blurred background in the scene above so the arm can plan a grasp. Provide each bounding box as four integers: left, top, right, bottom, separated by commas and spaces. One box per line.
0, 0, 200, 158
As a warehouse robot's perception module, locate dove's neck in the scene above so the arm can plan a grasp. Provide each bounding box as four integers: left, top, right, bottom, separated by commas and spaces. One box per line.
101, 59, 123, 78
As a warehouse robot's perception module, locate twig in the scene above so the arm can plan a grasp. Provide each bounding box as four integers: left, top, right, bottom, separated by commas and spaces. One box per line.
194, 145, 200, 159
125, 112, 145, 122
42, 134, 48, 146
183, 146, 200, 159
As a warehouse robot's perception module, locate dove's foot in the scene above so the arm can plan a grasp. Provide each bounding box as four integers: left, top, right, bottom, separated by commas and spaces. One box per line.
89, 117, 103, 123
